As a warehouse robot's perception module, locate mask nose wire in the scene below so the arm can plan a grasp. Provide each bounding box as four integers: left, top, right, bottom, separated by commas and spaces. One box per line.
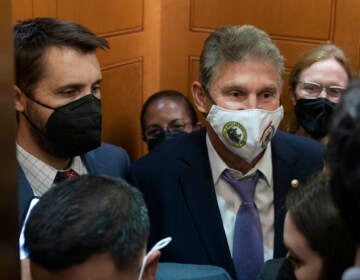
137, 237, 172, 280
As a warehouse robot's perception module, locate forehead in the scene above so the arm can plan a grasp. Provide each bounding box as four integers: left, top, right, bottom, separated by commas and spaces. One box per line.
284, 213, 313, 257
39, 46, 101, 87
299, 58, 348, 85
144, 98, 190, 124
210, 59, 281, 89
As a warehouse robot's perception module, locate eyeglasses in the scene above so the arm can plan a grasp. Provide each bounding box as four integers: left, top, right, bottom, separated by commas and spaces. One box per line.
144, 121, 193, 139
297, 81, 346, 99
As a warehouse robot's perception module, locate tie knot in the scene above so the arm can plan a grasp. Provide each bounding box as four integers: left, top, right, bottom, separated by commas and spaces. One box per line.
221, 169, 260, 202
54, 169, 79, 184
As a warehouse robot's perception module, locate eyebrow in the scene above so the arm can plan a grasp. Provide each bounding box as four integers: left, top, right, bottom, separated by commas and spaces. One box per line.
222, 84, 278, 92
222, 84, 247, 92
260, 85, 277, 92
93, 78, 103, 85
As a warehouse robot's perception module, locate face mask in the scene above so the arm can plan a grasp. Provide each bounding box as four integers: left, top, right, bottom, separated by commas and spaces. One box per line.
23, 94, 102, 158
147, 130, 187, 151
138, 237, 172, 280
295, 98, 335, 140
206, 105, 283, 163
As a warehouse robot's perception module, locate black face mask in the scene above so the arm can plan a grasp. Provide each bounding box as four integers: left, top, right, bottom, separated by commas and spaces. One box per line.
23, 94, 102, 158
295, 98, 335, 140
147, 130, 187, 151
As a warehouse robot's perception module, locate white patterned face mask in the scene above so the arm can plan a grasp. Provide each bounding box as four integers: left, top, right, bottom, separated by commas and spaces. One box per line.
206, 105, 284, 163
137, 237, 172, 280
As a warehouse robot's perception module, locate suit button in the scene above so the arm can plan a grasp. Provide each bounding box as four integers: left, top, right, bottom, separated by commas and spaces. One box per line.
291, 179, 299, 188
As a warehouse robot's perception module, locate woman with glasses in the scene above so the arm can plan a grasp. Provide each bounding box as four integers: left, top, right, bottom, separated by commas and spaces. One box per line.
289, 44, 353, 143
141, 90, 200, 151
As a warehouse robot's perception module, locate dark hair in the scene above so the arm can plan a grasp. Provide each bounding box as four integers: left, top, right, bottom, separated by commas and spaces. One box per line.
199, 25, 284, 91
140, 90, 198, 136
286, 174, 356, 280
25, 175, 150, 272
14, 17, 109, 95
327, 79, 360, 244
289, 44, 353, 94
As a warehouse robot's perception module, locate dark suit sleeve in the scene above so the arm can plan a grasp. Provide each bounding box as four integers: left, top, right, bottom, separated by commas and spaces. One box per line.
257, 258, 285, 280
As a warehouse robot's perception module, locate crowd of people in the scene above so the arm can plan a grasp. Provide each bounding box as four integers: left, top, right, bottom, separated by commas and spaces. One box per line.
13, 17, 360, 280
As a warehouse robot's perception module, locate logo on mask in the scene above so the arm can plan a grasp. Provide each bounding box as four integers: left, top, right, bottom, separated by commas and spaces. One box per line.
222, 121, 247, 148
260, 121, 275, 148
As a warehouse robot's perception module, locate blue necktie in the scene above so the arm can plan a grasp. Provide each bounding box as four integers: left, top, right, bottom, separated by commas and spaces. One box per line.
221, 169, 264, 280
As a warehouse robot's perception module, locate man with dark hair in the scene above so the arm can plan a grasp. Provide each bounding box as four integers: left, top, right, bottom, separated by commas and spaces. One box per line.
327, 80, 360, 279
13, 18, 130, 223
141, 90, 200, 151
131, 25, 324, 279
24, 175, 161, 280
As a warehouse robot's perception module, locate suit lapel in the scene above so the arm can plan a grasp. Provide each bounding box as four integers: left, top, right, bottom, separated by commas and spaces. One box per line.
178, 130, 236, 278
271, 132, 296, 257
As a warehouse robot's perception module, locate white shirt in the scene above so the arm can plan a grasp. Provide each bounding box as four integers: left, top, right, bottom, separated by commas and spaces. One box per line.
206, 134, 274, 261
17, 144, 87, 196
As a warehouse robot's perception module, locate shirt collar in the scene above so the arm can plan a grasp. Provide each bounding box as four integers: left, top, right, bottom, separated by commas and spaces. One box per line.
206, 134, 273, 187
17, 144, 87, 196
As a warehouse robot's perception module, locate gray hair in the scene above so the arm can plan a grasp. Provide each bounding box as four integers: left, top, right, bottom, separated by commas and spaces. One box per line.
199, 25, 284, 90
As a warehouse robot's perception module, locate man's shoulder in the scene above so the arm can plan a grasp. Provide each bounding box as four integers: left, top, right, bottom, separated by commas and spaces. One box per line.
88, 142, 129, 159
84, 142, 130, 176
272, 130, 324, 157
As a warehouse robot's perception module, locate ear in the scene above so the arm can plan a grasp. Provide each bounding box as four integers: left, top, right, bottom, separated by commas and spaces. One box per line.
142, 250, 161, 280
191, 81, 212, 114
289, 88, 297, 106
14, 85, 26, 113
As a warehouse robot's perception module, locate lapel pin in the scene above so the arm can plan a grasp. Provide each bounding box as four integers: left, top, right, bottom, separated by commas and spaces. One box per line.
291, 179, 299, 188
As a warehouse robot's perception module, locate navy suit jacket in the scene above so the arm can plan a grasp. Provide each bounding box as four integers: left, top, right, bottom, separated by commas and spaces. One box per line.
130, 129, 324, 280
18, 143, 130, 224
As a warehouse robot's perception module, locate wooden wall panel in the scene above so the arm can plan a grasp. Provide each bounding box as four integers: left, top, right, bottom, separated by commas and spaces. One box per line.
333, 0, 360, 69
11, 0, 32, 23
190, 0, 333, 40
0, 0, 19, 278
57, 0, 143, 36
101, 58, 144, 160
33, 0, 56, 17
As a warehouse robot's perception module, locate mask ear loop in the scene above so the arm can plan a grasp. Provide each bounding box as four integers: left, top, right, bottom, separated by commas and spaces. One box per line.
137, 237, 172, 280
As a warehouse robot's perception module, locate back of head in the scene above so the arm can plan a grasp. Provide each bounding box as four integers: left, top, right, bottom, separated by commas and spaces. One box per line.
286, 174, 355, 279
289, 44, 353, 94
140, 90, 198, 136
328, 79, 360, 245
14, 17, 109, 95
199, 25, 284, 90
25, 175, 149, 273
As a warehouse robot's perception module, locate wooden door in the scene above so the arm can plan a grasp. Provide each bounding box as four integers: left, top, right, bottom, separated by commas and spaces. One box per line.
1, 0, 19, 278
